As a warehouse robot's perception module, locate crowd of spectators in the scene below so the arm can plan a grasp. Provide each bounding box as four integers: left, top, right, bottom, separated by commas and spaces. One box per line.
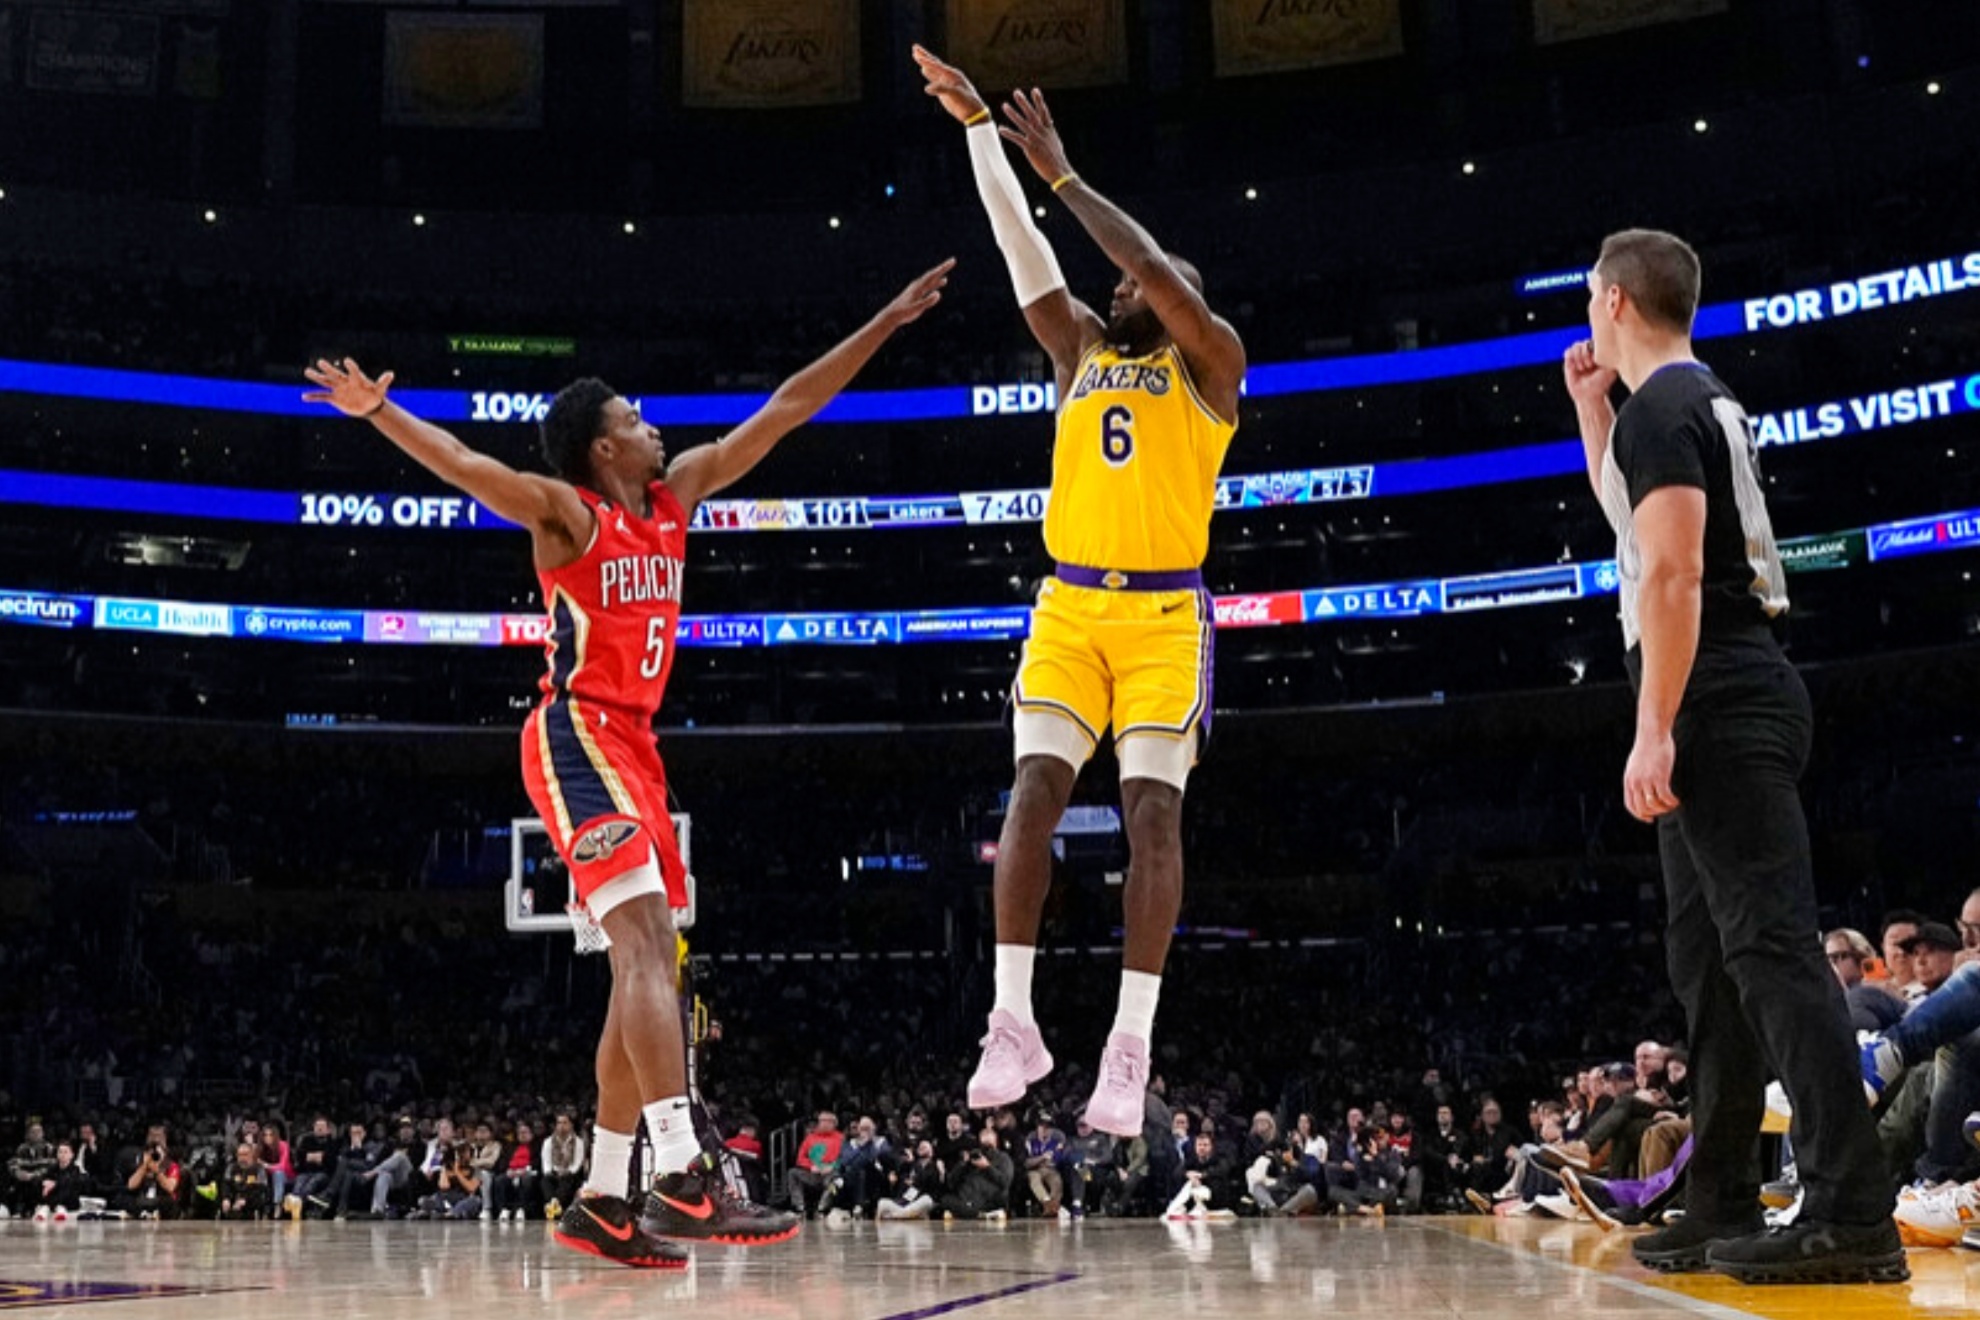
1851, 891, 1980, 1247
4, 868, 1975, 1240
2, 1108, 588, 1224
0, 871, 1691, 1230
0, 1042, 1697, 1229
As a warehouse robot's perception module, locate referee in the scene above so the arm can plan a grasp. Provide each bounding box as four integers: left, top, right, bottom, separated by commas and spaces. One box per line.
1562, 229, 1904, 1285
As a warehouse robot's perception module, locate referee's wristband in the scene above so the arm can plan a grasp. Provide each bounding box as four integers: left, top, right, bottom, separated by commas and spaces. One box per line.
1050, 172, 1080, 194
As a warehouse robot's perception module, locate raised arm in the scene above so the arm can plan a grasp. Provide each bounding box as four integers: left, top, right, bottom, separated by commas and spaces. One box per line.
913, 46, 1103, 380
1563, 340, 1619, 496
304, 359, 592, 566
664, 260, 952, 513
997, 88, 1246, 420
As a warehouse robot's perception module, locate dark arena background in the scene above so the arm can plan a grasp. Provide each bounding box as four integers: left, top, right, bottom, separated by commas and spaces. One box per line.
2, 2, 1978, 1317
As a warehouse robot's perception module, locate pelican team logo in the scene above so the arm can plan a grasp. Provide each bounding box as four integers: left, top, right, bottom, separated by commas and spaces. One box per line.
573, 819, 642, 865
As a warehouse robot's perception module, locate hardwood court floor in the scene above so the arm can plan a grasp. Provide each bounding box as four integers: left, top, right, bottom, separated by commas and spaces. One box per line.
1, 1215, 1974, 1318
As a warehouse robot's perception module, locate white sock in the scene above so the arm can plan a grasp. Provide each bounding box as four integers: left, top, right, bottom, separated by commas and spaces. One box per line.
585, 1126, 634, 1199
1112, 970, 1161, 1041
993, 943, 1036, 1025
643, 1096, 701, 1175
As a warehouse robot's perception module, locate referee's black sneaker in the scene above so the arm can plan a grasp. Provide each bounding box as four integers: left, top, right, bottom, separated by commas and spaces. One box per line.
1632, 1213, 1763, 1273
642, 1160, 800, 1246
553, 1194, 690, 1270
1707, 1220, 1910, 1285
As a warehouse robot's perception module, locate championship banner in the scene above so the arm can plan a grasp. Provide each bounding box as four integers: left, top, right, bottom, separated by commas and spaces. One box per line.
383, 10, 543, 129
1533, 0, 1727, 45
945, 0, 1126, 91
25, 7, 160, 94
682, 0, 859, 109
1212, 0, 1404, 77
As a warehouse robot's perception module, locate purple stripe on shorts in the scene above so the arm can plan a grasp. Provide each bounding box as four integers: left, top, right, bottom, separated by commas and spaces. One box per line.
1195, 586, 1216, 741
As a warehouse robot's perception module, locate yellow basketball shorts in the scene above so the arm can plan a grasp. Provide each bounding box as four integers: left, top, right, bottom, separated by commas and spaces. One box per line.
1011, 578, 1215, 758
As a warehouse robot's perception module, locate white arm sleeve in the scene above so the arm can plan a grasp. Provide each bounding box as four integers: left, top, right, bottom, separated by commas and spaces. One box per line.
965, 122, 1065, 308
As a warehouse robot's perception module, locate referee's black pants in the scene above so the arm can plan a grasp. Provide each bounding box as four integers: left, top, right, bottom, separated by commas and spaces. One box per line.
1652, 635, 1889, 1227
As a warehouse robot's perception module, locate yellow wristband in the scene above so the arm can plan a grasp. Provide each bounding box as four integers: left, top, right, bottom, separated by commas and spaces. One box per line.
1051, 172, 1079, 193
964, 109, 990, 126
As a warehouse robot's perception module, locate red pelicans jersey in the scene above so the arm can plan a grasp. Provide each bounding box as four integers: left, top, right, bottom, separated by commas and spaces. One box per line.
521, 481, 689, 904
535, 482, 687, 719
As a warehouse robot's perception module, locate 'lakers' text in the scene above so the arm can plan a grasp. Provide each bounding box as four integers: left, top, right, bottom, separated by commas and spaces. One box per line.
1067, 360, 1173, 402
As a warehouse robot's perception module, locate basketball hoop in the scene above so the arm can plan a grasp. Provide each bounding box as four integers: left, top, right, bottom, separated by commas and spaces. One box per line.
566, 900, 612, 956
508, 814, 697, 941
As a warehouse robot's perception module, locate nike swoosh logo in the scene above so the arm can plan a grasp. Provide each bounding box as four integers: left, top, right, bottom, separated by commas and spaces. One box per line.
657, 1193, 715, 1221
1162, 600, 1189, 614
596, 1214, 637, 1242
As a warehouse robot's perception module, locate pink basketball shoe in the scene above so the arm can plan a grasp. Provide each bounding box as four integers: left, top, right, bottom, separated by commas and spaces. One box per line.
1083, 1032, 1149, 1138
966, 1010, 1054, 1110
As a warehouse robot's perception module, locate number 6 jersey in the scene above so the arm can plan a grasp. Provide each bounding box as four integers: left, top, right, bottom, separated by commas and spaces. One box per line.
1044, 342, 1237, 573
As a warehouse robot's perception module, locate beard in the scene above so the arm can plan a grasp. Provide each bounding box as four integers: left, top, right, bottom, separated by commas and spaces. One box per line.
1105, 305, 1163, 351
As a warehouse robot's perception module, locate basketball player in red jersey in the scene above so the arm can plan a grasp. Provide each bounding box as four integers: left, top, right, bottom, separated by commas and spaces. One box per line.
303, 257, 951, 1266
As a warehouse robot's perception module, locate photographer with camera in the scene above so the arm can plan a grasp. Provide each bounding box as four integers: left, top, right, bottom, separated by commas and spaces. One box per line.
938, 1124, 1014, 1222
118, 1125, 183, 1220
412, 1140, 483, 1220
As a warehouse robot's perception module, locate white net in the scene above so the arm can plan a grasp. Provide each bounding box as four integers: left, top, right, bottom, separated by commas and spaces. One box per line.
567, 901, 612, 956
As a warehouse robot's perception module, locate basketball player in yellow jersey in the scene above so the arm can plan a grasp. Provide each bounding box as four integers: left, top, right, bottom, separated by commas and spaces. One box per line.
916, 46, 1245, 1137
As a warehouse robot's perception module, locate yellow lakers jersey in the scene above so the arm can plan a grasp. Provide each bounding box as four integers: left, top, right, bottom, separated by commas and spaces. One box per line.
1043, 343, 1237, 571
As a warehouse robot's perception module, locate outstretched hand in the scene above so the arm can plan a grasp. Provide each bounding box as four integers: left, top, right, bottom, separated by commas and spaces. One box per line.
303, 358, 395, 418
999, 88, 1075, 186
881, 258, 957, 328
912, 45, 990, 125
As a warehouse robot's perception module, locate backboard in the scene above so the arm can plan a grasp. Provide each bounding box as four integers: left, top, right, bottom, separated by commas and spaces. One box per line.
505, 813, 695, 934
